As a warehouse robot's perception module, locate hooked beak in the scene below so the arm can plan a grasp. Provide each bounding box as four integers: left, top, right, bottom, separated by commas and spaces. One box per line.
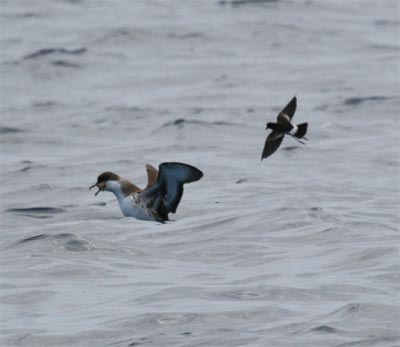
89, 182, 105, 196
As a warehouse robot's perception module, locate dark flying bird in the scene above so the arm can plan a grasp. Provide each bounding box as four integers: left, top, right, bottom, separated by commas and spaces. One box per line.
90, 162, 203, 222
261, 96, 308, 160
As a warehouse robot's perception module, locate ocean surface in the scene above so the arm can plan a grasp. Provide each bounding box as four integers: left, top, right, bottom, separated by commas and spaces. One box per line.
1, 0, 399, 346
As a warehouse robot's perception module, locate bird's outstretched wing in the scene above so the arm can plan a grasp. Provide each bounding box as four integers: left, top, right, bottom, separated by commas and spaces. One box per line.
261, 130, 284, 160
140, 162, 203, 220
277, 96, 297, 123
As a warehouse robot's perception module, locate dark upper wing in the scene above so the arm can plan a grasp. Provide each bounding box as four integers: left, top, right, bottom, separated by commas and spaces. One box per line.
141, 162, 203, 219
261, 130, 284, 160
158, 162, 203, 213
277, 96, 297, 122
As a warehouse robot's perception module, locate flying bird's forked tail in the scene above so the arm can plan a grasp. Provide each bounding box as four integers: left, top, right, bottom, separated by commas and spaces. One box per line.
293, 122, 308, 139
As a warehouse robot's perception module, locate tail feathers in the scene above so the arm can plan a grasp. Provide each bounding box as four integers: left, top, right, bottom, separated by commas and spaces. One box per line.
294, 123, 308, 139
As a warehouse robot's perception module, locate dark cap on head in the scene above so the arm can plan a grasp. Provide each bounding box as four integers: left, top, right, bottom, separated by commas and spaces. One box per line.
90, 171, 120, 196
97, 171, 119, 183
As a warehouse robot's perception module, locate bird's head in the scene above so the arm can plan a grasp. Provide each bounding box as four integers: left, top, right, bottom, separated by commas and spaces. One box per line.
89, 171, 120, 196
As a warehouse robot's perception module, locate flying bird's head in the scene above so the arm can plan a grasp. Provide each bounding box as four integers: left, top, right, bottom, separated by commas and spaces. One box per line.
266, 122, 276, 130
89, 171, 120, 196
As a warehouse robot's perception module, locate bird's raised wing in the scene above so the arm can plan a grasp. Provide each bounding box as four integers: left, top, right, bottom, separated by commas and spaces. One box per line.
144, 164, 158, 190
261, 130, 284, 160
277, 96, 297, 123
140, 162, 203, 220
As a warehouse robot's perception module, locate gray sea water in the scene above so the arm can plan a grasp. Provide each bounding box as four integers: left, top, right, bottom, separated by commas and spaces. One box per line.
1, 0, 399, 346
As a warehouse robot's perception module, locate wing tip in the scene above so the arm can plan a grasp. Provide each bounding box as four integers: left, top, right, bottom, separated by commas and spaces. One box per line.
159, 162, 203, 183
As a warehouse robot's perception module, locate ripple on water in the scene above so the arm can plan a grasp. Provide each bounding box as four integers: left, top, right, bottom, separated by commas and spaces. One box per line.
12, 233, 93, 253
343, 95, 389, 106
1, 289, 55, 305
311, 325, 337, 334
322, 302, 399, 327
113, 312, 204, 330
17, 234, 48, 244
6, 207, 66, 219
0, 126, 23, 134
307, 206, 338, 221
63, 239, 91, 252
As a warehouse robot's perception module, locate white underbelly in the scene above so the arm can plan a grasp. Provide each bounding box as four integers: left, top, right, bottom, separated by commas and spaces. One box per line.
118, 196, 156, 221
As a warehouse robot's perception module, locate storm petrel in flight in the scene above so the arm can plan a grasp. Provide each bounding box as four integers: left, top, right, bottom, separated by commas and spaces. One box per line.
261, 96, 308, 160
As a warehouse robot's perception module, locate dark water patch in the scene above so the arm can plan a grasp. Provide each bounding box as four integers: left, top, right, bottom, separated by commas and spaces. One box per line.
346, 303, 362, 313
282, 146, 299, 151
374, 19, 399, 26
127, 338, 148, 347
20, 12, 39, 18
235, 178, 248, 184
64, 239, 90, 252
163, 118, 201, 128
311, 325, 336, 333
21, 166, 32, 172
23, 47, 86, 60
0, 126, 23, 134
54, 233, 74, 239
213, 120, 235, 126
37, 184, 54, 190
181, 332, 192, 336
94, 202, 107, 206
51, 60, 80, 68
167, 32, 205, 40
369, 43, 398, 52
6, 207, 65, 219
161, 118, 235, 129
219, 0, 278, 6
14, 233, 91, 253
19, 163, 45, 173
17, 234, 48, 244
32, 101, 57, 108
6, 207, 65, 214
105, 105, 144, 113
344, 96, 389, 106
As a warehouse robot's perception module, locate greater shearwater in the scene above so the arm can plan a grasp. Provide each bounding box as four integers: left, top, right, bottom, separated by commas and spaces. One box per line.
261, 96, 308, 160
90, 162, 203, 222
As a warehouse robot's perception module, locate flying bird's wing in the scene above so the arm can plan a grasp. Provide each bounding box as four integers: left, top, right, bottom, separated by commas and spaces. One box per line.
261, 130, 284, 160
277, 96, 297, 123
140, 162, 203, 220
144, 164, 158, 190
